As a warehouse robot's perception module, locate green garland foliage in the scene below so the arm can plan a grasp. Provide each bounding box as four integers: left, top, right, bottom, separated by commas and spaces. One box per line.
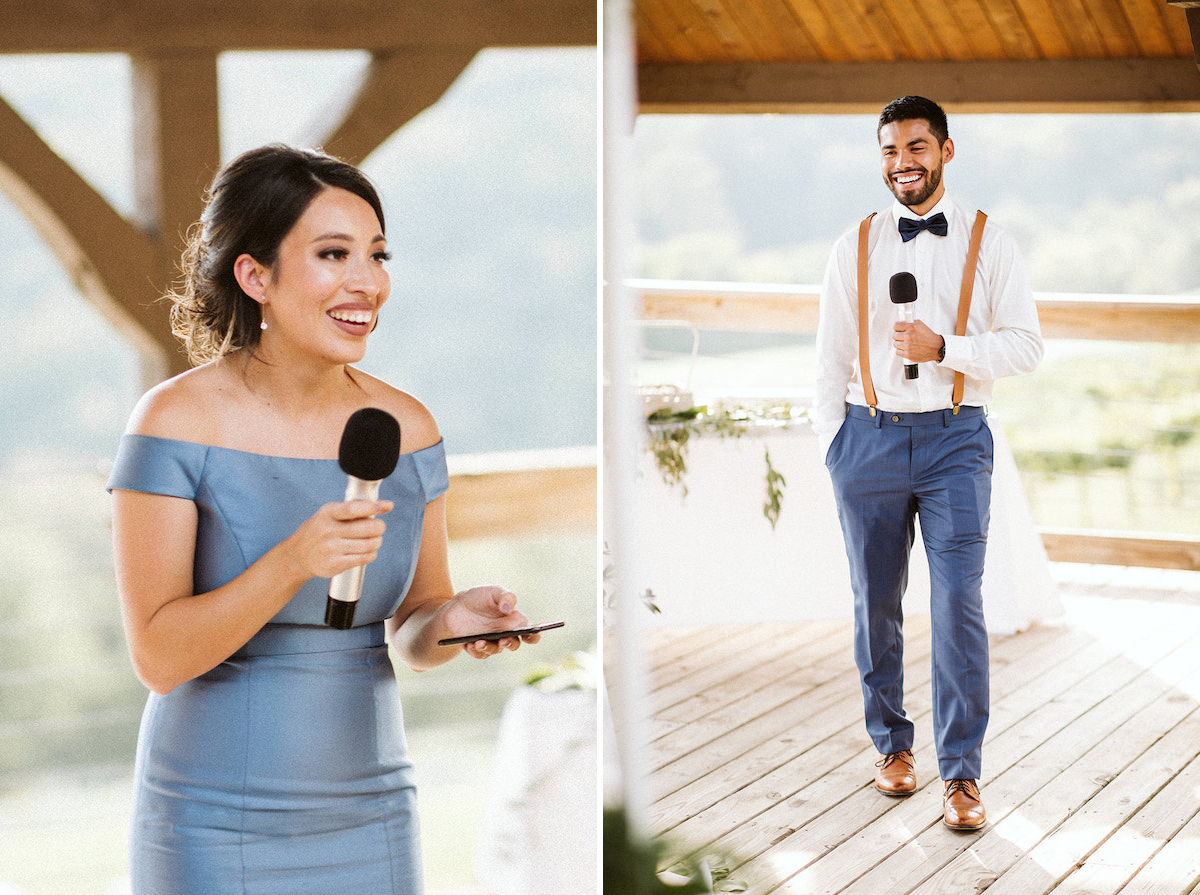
645, 403, 801, 530
763, 448, 786, 530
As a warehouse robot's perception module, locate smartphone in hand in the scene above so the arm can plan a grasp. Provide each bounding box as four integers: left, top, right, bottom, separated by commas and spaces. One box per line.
437, 621, 565, 647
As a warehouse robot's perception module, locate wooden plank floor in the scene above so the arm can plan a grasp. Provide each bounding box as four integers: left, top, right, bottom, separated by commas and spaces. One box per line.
639, 564, 1200, 894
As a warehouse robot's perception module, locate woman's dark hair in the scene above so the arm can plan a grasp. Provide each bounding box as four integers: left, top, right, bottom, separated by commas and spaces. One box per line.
877, 95, 949, 146
168, 144, 386, 365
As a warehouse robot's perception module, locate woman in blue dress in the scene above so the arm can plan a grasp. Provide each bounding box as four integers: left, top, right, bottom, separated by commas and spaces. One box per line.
107, 145, 538, 894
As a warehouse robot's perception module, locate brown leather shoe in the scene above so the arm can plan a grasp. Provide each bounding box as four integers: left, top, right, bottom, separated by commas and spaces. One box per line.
943, 779, 986, 830
874, 750, 916, 796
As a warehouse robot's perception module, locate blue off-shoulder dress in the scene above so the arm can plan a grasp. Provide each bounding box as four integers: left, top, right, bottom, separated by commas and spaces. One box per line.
106, 434, 449, 895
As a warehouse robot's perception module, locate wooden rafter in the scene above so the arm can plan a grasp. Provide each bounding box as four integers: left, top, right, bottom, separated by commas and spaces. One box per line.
310, 49, 480, 165
638, 57, 1200, 113
0, 94, 166, 374
0, 0, 596, 53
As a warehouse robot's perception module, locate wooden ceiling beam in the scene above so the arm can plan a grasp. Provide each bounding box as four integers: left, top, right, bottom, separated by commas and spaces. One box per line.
0, 95, 166, 379
0, 0, 596, 53
130, 50, 223, 377
637, 57, 1200, 112
0, 51, 224, 383
308, 49, 479, 165
130, 52, 220, 247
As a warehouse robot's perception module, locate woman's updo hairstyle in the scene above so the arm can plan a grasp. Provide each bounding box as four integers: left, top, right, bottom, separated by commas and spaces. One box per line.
169, 144, 386, 365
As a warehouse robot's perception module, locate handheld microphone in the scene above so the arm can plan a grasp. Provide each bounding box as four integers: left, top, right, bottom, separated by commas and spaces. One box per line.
889, 271, 919, 380
325, 407, 401, 629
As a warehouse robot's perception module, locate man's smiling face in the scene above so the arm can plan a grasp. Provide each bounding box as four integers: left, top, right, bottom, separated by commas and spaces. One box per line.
879, 118, 954, 216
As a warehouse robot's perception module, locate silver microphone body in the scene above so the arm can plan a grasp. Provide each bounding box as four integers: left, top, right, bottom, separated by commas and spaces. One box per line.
326, 476, 383, 607
889, 271, 920, 381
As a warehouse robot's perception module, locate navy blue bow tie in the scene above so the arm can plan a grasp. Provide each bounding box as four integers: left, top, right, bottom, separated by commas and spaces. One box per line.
898, 212, 948, 242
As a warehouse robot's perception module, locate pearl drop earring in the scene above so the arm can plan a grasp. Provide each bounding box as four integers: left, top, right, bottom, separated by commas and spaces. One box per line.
260, 320, 268, 331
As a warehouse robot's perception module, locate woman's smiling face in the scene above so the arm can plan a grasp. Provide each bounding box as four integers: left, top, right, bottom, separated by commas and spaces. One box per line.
258, 185, 391, 364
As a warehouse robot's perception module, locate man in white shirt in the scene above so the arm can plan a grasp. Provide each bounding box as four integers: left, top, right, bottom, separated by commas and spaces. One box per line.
813, 96, 1043, 831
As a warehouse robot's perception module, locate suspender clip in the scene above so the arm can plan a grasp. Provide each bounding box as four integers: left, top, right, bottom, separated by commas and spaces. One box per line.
868, 405, 877, 417
952, 404, 961, 416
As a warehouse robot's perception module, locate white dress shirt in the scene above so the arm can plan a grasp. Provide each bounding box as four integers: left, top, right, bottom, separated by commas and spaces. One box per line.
812, 194, 1044, 456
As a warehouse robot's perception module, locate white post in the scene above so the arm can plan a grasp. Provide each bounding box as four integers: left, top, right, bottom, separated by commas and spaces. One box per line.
601, 0, 653, 840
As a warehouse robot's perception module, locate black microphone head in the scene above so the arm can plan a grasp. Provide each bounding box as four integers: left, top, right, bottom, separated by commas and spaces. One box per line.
889, 271, 918, 304
338, 408, 401, 481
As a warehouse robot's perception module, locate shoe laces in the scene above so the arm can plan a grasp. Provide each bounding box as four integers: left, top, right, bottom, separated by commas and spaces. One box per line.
944, 779, 978, 801
876, 750, 913, 770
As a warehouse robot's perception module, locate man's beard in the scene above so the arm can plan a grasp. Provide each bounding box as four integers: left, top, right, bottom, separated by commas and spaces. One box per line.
888, 162, 943, 208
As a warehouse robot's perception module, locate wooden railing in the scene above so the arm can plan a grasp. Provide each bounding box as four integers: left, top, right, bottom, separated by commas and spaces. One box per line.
636, 280, 1200, 343
446, 446, 597, 540
633, 279, 1200, 571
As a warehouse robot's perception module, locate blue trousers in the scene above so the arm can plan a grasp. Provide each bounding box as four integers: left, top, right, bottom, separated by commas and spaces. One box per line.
826, 404, 993, 781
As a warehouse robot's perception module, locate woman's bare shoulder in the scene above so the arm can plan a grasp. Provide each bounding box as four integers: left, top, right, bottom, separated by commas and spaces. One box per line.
124, 361, 237, 443
352, 371, 442, 452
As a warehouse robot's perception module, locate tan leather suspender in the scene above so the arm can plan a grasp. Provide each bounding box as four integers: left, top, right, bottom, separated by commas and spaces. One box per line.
856, 210, 987, 416
953, 211, 988, 413
856, 213, 879, 416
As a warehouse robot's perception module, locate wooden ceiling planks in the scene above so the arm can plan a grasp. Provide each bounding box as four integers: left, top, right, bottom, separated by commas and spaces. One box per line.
939, 1, 1012, 60
825, 0, 904, 61
649, 0, 737, 60
1120, 0, 1183, 56
635, 0, 1196, 64
781, 0, 854, 62
1052, 0, 1124, 56
738, 0, 824, 62
1006, 0, 1076, 58
908, 2, 978, 62
978, 0, 1047, 59
880, 0, 953, 62
689, 0, 758, 57
635, 5, 681, 62
1086, 0, 1144, 56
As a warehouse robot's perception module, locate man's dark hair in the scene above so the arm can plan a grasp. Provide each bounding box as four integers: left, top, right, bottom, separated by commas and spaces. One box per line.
877, 96, 949, 146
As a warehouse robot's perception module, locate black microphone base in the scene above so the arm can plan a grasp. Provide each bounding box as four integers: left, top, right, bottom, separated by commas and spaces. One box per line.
325, 597, 358, 629
905, 364, 919, 380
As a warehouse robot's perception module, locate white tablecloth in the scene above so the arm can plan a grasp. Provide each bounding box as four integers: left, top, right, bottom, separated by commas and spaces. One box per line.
476, 687, 597, 895
637, 417, 1061, 635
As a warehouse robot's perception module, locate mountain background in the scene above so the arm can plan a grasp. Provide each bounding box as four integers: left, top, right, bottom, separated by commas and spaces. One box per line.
633, 111, 1200, 295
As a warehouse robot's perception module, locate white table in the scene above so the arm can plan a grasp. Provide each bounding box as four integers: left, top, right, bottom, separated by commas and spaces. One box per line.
475, 687, 597, 895
636, 416, 1061, 635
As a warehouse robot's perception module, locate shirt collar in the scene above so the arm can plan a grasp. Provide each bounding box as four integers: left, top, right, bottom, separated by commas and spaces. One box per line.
891, 193, 953, 225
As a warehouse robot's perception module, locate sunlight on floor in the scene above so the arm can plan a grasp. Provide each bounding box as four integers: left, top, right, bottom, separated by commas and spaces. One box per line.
998, 808, 1049, 852
1058, 568, 1200, 705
